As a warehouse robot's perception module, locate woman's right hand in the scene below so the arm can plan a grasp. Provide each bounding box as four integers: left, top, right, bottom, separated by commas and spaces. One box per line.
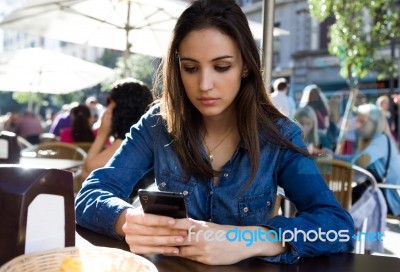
122, 207, 188, 255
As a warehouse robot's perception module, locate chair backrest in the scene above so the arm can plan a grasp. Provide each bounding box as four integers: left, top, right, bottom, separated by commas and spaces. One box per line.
21, 142, 87, 160
353, 165, 400, 221
316, 158, 353, 210
74, 142, 93, 153
352, 165, 378, 188
39, 133, 57, 143
272, 194, 283, 217
17, 136, 33, 149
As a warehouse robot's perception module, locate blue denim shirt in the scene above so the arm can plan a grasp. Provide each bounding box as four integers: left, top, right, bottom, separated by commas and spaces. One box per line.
75, 105, 354, 264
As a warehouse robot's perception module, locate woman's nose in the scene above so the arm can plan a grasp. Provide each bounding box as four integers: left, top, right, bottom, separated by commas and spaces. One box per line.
199, 70, 213, 91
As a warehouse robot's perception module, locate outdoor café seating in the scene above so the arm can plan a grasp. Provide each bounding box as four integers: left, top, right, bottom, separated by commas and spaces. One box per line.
316, 158, 353, 210
21, 142, 87, 161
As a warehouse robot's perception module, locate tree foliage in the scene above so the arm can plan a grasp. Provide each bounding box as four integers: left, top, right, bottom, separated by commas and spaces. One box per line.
309, 0, 400, 87
100, 53, 158, 92
309, 0, 400, 154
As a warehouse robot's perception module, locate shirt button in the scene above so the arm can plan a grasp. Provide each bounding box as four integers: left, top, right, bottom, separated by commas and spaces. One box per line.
266, 201, 271, 206
243, 207, 249, 213
210, 191, 214, 195
182, 190, 188, 196
223, 173, 229, 178
208, 218, 212, 222
159, 182, 166, 188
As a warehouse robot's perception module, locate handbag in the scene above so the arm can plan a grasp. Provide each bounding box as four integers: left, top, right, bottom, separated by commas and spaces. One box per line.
352, 134, 391, 204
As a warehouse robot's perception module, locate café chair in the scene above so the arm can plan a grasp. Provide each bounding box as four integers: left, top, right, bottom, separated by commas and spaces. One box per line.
271, 188, 296, 218
315, 158, 353, 210
17, 136, 33, 149
353, 165, 400, 222
21, 142, 87, 161
0, 166, 75, 265
74, 142, 93, 153
21, 142, 87, 194
39, 133, 57, 143
0, 131, 21, 164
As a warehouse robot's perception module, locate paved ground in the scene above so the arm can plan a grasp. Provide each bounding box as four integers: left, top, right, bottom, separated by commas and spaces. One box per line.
381, 219, 400, 257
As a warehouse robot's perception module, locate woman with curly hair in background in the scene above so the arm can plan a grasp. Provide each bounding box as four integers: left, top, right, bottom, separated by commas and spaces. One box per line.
80, 78, 153, 181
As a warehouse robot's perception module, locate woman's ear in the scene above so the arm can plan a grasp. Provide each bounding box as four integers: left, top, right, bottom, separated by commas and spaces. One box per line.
241, 67, 249, 78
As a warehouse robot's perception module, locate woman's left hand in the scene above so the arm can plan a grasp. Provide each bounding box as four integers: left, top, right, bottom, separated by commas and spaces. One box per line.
175, 219, 287, 265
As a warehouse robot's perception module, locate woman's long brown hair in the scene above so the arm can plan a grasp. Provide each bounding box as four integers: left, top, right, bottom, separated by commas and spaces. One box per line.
155, 0, 308, 183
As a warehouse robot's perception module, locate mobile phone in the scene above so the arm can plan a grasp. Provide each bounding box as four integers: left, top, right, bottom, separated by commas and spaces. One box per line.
138, 189, 187, 219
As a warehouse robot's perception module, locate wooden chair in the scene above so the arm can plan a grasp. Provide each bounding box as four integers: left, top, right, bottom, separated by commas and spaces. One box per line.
74, 142, 93, 153
21, 142, 87, 161
316, 158, 353, 210
21, 142, 87, 193
271, 188, 296, 217
272, 193, 283, 217
39, 133, 57, 143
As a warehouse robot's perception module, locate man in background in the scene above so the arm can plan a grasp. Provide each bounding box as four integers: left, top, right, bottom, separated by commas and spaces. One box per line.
270, 77, 296, 118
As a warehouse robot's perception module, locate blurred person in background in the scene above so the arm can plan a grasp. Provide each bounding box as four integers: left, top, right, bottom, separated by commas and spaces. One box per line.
49, 102, 78, 137
335, 104, 400, 216
86, 96, 103, 126
14, 109, 43, 144
2, 112, 20, 132
294, 106, 332, 156
299, 84, 330, 133
81, 78, 153, 181
376, 95, 396, 140
270, 77, 296, 118
59, 104, 95, 144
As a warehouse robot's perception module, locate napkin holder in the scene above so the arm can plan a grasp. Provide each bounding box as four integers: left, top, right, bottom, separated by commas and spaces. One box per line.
0, 166, 75, 265
0, 131, 20, 164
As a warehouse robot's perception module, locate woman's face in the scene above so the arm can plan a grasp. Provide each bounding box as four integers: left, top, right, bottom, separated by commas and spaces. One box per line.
178, 28, 244, 120
298, 116, 314, 137
356, 113, 375, 138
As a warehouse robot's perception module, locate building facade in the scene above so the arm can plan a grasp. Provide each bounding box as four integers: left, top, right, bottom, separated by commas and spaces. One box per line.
240, 0, 399, 102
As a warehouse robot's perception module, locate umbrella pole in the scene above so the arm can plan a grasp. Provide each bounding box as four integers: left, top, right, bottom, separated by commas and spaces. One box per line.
123, 0, 132, 77
261, 0, 275, 92
27, 92, 33, 112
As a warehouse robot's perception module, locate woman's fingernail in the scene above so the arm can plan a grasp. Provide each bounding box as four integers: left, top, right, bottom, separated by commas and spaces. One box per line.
176, 237, 184, 243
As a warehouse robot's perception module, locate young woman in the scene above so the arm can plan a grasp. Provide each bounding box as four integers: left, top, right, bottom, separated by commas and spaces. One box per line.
80, 78, 153, 181
75, 0, 354, 265
299, 84, 330, 132
294, 106, 332, 155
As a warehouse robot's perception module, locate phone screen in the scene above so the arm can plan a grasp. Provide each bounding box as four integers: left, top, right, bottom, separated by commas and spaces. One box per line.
138, 190, 187, 219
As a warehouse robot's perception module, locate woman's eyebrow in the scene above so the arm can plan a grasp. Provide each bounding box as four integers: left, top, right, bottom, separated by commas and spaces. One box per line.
179, 55, 234, 62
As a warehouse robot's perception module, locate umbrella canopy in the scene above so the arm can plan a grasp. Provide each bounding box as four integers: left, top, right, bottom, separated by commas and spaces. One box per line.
0, 47, 114, 94
0, 0, 287, 59
0, 0, 190, 58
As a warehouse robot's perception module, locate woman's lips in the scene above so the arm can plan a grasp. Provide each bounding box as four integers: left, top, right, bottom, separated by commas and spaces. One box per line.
198, 98, 218, 105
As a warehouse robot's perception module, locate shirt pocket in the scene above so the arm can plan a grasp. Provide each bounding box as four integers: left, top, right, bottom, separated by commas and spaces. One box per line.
238, 192, 275, 225
157, 170, 196, 202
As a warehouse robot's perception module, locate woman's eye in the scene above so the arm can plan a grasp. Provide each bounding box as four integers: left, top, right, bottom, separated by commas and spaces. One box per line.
215, 66, 230, 72
183, 66, 197, 73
